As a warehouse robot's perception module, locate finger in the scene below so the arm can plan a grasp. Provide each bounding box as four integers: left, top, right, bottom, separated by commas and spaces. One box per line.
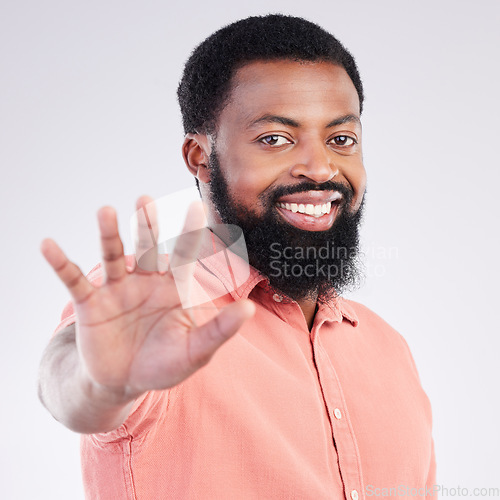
40, 238, 95, 303
135, 195, 159, 273
97, 206, 127, 282
169, 201, 207, 269
168, 201, 207, 305
188, 299, 255, 367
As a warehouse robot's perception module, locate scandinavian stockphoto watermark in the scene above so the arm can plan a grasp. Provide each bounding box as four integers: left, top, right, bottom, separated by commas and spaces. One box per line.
268, 241, 399, 280
359, 242, 399, 279
268, 241, 357, 280
130, 189, 400, 308
130, 189, 251, 310
365, 484, 500, 497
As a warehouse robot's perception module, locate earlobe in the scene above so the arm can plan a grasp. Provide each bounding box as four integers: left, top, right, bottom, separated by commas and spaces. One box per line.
182, 134, 211, 184
197, 165, 211, 183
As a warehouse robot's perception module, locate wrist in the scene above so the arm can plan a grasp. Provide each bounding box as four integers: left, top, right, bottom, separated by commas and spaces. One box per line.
76, 362, 137, 412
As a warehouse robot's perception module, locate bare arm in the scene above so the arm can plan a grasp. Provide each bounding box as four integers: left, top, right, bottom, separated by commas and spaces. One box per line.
38, 198, 254, 434
38, 324, 136, 433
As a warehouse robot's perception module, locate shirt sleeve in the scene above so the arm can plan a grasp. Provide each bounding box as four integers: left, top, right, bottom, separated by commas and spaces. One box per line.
398, 333, 437, 497
426, 437, 437, 497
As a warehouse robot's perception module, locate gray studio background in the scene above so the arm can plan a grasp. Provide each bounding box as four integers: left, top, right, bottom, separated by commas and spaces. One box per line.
1, 1, 499, 498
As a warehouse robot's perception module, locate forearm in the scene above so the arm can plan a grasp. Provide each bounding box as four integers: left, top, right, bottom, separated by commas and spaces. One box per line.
38, 325, 135, 434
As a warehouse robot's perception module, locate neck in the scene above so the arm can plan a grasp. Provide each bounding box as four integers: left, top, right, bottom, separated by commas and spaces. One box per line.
297, 296, 319, 331
206, 219, 322, 331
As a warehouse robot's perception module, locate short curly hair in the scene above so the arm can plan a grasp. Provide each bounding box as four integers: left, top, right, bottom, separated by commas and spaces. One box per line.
177, 14, 364, 135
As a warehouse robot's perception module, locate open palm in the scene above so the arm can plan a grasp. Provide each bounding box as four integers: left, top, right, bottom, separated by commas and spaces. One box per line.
41, 197, 254, 403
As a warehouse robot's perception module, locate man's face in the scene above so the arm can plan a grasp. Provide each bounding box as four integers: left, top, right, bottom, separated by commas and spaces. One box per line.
202, 60, 367, 301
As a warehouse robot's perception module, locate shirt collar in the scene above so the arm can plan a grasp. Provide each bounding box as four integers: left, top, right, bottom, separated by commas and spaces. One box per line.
195, 229, 359, 327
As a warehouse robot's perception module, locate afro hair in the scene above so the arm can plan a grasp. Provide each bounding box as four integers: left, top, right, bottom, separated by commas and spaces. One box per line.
177, 14, 364, 135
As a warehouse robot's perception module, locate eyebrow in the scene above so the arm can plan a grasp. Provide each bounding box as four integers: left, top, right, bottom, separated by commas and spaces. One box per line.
247, 113, 361, 129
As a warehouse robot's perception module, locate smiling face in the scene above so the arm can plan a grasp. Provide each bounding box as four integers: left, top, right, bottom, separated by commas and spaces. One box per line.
185, 59, 367, 301
204, 59, 366, 227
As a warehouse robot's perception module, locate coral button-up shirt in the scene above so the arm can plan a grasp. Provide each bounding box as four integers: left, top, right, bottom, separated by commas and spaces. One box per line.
56, 237, 435, 500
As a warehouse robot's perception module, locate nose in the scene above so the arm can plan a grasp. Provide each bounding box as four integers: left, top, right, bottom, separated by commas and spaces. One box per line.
289, 141, 338, 183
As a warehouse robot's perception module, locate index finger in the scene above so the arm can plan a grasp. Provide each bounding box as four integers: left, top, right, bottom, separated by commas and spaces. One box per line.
169, 201, 207, 270
134, 195, 160, 273
168, 201, 207, 307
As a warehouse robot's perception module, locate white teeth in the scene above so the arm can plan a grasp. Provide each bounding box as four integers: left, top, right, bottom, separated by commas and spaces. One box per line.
277, 201, 335, 217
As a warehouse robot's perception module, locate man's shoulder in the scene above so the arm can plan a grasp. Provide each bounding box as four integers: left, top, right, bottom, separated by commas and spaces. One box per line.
339, 298, 421, 376
340, 297, 404, 340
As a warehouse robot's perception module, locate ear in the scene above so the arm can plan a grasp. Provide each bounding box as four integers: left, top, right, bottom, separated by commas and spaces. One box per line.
182, 133, 212, 184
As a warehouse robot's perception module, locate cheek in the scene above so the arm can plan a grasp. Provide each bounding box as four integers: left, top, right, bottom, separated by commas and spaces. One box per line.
221, 154, 276, 200
344, 164, 367, 212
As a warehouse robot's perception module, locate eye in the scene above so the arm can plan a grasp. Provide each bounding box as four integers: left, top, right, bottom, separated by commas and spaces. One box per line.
331, 135, 356, 147
259, 135, 291, 147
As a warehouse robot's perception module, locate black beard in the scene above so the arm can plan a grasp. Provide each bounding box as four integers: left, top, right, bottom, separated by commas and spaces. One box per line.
207, 149, 365, 303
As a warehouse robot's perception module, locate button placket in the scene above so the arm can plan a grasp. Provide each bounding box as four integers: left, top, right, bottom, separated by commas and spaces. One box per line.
310, 328, 364, 499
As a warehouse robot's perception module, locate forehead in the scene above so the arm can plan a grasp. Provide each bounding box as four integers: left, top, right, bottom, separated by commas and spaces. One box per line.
219, 60, 360, 128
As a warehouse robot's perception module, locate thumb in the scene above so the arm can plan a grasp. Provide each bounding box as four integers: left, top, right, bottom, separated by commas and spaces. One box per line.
188, 299, 256, 367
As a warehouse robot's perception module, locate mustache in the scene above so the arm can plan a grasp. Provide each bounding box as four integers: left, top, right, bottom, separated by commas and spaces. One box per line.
261, 181, 354, 205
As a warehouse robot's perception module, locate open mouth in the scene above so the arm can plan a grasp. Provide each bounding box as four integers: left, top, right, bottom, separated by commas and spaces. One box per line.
274, 191, 343, 231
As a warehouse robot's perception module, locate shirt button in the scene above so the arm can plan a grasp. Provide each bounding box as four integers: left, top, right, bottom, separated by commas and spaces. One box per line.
351, 490, 359, 500
272, 293, 283, 302
334, 408, 342, 419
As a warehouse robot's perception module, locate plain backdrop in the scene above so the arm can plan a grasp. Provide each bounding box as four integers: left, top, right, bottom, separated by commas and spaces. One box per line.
1, 1, 499, 498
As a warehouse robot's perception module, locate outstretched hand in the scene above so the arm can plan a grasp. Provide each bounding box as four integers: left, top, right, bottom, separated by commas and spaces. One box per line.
40, 196, 255, 404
